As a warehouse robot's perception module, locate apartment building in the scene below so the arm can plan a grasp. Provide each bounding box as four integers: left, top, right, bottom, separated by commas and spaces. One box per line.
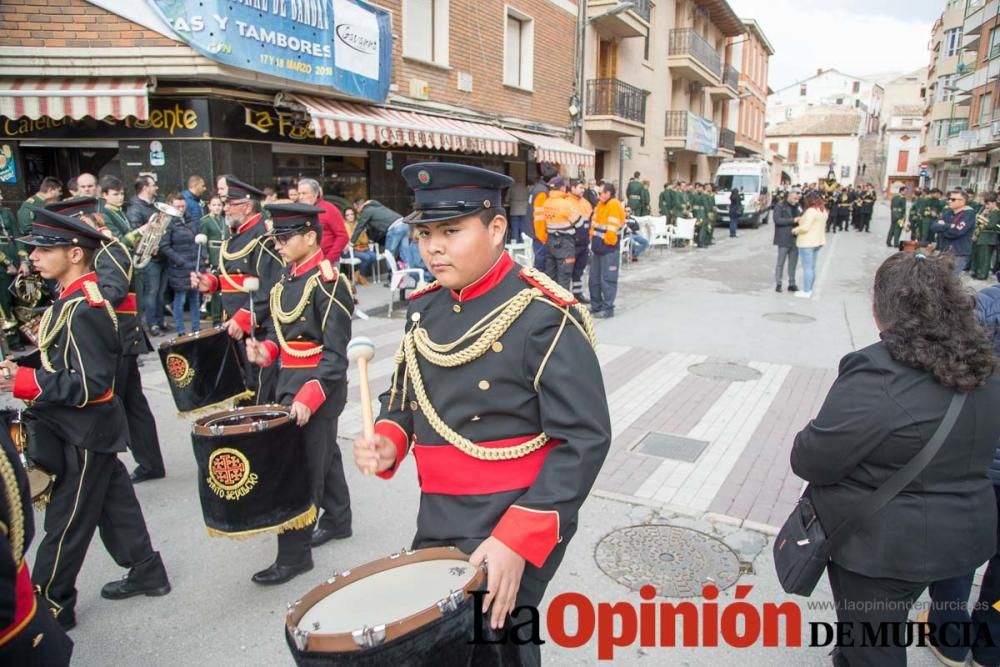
579, 0, 752, 189
767, 69, 883, 136
728, 19, 773, 158
766, 108, 864, 186
922, 1, 973, 191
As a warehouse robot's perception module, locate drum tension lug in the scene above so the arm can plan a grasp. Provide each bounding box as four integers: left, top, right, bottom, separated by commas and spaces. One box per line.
209, 424, 224, 436
352, 624, 387, 649
251, 420, 268, 432
290, 628, 309, 652
437, 589, 464, 614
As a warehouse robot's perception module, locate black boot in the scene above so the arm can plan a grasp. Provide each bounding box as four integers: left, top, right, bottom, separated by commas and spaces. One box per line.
775, 283, 782, 293
787, 284, 798, 292
573, 292, 590, 304
101, 551, 171, 600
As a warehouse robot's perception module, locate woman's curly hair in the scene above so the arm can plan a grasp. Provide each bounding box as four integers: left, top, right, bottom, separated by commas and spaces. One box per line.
874, 252, 996, 391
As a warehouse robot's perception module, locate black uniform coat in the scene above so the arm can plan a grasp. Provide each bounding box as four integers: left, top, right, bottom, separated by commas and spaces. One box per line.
12, 274, 128, 457
374, 253, 611, 587
95, 234, 148, 355
791, 342, 1000, 582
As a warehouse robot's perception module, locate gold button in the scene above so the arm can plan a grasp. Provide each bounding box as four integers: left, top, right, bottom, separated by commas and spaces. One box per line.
410, 401, 418, 411
411, 312, 421, 322
478, 380, 490, 390
471, 415, 481, 421
492, 341, 503, 353
300, 316, 306, 321
453, 304, 461, 313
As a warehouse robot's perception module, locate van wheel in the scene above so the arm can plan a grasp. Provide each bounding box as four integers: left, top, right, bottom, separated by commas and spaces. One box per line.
762, 211, 770, 225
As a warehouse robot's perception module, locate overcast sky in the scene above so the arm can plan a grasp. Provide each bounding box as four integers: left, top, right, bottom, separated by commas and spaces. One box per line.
731, 0, 943, 90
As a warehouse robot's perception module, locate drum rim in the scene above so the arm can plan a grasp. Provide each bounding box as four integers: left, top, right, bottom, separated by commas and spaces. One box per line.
192, 403, 292, 435
285, 546, 485, 654
157, 325, 227, 350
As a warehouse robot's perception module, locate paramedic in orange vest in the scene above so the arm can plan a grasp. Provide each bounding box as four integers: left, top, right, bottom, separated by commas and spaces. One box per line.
541, 177, 580, 291
589, 182, 625, 318
568, 179, 594, 303
529, 173, 552, 271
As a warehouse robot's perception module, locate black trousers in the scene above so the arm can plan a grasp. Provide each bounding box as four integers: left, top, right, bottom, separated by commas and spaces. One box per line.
0, 595, 73, 666
827, 561, 926, 667
116, 354, 164, 476
543, 234, 575, 291
32, 447, 157, 621
277, 393, 351, 565
571, 226, 590, 296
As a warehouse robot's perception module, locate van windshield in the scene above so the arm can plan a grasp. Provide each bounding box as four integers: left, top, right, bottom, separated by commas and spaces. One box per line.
715, 175, 760, 193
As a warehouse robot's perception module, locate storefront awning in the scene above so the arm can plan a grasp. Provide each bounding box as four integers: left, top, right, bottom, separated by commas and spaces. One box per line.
0, 77, 150, 121
290, 94, 519, 157
509, 130, 595, 167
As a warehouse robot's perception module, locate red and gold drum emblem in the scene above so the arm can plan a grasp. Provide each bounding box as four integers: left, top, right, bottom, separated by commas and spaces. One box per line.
206, 447, 258, 500
165, 353, 195, 388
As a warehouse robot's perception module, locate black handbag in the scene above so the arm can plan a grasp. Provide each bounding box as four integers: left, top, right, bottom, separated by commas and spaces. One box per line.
774, 392, 966, 596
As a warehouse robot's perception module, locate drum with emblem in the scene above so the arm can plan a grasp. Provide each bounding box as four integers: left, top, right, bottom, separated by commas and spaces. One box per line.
0, 409, 53, 506
191, 404, 315, 538
285, 546, 498, 666
158, 326, 251, 413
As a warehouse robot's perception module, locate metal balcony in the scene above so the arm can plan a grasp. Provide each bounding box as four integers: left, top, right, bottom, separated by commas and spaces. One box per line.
584, 78, 648, 137
724, 64, 740, 90
664, 110, 719, 154
719, 127, 736, 152
668, 29, 722, 85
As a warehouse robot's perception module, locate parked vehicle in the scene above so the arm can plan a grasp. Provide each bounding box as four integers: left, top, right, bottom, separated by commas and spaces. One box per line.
713, 158, 772, 229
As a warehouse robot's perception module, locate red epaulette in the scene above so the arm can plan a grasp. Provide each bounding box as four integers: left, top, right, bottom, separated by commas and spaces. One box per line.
318, 259, 338, 283
518, 267, 577, 307
408, 281, 442, 300
82, 280, 106, 307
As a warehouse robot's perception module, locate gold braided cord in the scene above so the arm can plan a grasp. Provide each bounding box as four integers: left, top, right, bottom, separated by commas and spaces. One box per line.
205, 505, 317, 540
0, 446, 25, 564
220, 236, 260, 262
270, 276, 323, 358
38, 298, 85, 372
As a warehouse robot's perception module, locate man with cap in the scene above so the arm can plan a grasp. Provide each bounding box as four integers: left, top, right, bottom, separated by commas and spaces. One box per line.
353, 162, 611, 662
193, 177, 285, 405
243, 203, 355, 584
0, 207, 170, 631
44, 197, 165, 484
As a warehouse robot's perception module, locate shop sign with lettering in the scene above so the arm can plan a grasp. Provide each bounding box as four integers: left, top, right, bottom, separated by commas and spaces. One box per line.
0, 99, 208, 140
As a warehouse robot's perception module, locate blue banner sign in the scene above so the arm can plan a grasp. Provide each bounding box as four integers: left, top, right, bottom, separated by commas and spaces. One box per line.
685, 112, 719, 156
149, 0, 392, 102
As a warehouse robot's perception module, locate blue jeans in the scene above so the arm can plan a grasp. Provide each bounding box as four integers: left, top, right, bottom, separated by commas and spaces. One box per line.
172, 289, 201, 335
799, 246, 820, 292
385, 220, 410, 258
588, 250, 619, 313
354, 249, 376, 275
630, 233, 649, 258
729, 206, 740, 237
509, 215, 529, 242
142, 261, 167, 328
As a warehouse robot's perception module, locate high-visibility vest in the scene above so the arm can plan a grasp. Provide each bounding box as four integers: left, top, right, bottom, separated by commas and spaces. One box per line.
592, 198, 625, 246
569, 194, 593, 228
532, 189, 549, 243
542, 191, 580, 237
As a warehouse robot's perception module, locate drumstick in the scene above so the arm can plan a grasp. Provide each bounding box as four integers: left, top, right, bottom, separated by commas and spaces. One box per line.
347, 337, 376, 473
244, 276, 260, 334
194, 234, 207, 275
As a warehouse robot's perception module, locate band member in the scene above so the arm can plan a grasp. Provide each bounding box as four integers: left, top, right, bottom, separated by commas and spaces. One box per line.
44, 197, 165, 483
0, 208, 170, 631
244, 203, 354, 584
193, 177, 284, 405
0, 419, 73, 664
353, 163, 611, 662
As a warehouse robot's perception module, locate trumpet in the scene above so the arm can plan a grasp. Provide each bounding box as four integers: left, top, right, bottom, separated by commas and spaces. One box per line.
134, 201, 181, 269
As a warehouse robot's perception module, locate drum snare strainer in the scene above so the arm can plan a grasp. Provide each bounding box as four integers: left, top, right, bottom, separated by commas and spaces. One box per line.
287, 546, 485, 654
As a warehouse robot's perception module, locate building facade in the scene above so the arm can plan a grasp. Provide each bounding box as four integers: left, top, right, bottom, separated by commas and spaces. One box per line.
767, 68, 883, 136
765, 108, 863, 186
0, 0, 592, 213
882, 105, 925, 194
728, 19, 773, 158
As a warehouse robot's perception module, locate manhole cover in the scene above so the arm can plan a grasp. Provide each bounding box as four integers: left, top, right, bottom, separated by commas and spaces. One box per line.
763, 312, 816, 324
634, 432, 709, 462
687, 361, 762, 382
594, 525, 741, 597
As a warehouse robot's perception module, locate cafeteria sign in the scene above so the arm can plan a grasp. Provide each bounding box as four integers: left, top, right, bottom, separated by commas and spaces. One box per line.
149, 0, 392, 103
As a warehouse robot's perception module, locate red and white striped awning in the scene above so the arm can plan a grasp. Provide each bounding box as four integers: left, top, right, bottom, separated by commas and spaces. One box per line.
291, 94, 519, 156
0, 77, 150, 121
509, 129, 594, 166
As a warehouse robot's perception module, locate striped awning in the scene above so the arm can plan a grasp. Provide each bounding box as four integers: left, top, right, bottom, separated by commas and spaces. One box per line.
508, 130, 595, 166
0, 77, 150, 121
291, 94, 519, 156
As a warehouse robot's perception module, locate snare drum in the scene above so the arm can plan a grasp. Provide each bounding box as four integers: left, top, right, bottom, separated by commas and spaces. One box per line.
191, 405, 315, 538
159, 326, 250, 413
285, 547, 487, 666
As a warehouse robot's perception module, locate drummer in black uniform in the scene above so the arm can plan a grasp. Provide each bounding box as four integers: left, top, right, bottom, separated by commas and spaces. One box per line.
43, 197, 165, 483
0, 208, 170, 631
353, 163, 611, 661
193, 177, 284, 404
244, 203, 354, 585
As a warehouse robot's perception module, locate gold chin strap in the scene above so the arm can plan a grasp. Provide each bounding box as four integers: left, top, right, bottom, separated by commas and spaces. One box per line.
391, 286, 596, 461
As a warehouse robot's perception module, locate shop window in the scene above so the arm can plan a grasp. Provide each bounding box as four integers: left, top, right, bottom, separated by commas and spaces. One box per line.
504, 9, 534, 89
272, 151, 368, 210
404, 0, 449, 66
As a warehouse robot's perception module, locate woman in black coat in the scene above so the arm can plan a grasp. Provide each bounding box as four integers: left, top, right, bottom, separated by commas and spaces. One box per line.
158, 196, 206, 336
791, 251, 1000, 667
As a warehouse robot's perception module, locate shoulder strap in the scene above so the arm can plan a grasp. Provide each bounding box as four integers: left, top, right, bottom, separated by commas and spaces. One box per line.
826, 392, 967, 548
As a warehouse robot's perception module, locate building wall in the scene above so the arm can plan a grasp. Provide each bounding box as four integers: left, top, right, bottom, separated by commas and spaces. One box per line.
0, 0, 179, 48
883, 130, 922, 191
767, 134, 860, 186
767, 70, 882, 130
730, 23, 770, 155
922, 5, 968, 185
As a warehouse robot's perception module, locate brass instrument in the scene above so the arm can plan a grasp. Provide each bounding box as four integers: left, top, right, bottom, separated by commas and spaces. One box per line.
12, 271, 44, 346
974, 212, 989, 242
134, 201, 181, 269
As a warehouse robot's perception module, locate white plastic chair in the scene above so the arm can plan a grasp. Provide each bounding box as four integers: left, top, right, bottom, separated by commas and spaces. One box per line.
339, 247, 362, 282
619, 236, 633, 268
673, 217, 696, 249
644, 216, 673, 252
384, 249, 426, 317
506, 233, 535, 267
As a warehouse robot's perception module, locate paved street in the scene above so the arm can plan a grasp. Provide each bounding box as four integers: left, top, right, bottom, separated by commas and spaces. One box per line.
22, 203, 978, 665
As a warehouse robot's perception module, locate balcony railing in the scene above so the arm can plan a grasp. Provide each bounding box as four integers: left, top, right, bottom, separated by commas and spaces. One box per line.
586, 78, 648, 123
665, 110, 689, 137
991, 42, 1000, 59
628, 0, 651, 23
719, 127, 736, 150
668, 29, 722, 78
723, 64, 740, 89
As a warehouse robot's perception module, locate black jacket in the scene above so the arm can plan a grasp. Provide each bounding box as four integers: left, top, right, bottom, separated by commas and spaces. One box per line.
159, 215, 207, 291
772, 200, 801, 248
125, 196, 156, 229
791, 342, 1000, 582
351, 200, 401, 246
976, 285, 1000, 484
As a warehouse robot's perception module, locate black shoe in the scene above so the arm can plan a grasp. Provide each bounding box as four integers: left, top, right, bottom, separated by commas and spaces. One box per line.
251, 559, 313, 586
775, 284, 782, 292
594, 309, 614, 319
311, 525, 352, 547
573, 292, 590, 305
130, 468, 165, 484
150, 325, 162, 336
787, 285, 799, 292
101, 553, 171, 600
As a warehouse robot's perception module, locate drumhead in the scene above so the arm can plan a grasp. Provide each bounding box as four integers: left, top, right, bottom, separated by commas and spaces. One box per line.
158, 325, 226, 350
297, 559, 479, 633
205, 411, 288, 428
192, 404, 291, 436
28, 467, 52, 500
